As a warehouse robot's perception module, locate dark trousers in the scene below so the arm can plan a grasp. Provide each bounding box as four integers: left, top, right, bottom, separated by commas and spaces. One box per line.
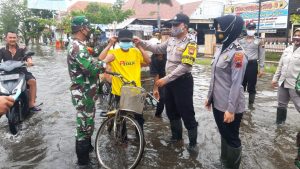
155, 86, 165, 116
243, 60, 258, 94
213, 108, 243, 148
165, 73, 198, 130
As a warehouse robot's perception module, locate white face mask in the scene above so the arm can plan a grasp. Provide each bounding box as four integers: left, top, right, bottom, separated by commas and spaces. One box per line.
247, 30, 256, 36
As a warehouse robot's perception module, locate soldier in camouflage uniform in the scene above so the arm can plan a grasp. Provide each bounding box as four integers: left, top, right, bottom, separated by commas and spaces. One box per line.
67, 16, 105, 166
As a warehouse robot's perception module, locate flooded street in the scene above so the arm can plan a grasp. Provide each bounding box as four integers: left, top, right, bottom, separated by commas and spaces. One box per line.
0, 45, 299, 169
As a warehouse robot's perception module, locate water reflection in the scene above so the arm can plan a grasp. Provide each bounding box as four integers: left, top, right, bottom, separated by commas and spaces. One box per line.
0, 46, 298, 169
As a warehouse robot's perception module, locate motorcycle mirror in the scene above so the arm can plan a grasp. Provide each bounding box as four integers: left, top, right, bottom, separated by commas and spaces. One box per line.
25, 51, 35, 57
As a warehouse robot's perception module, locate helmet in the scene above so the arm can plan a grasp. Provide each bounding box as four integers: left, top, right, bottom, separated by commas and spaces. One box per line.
71, 16, 91, 33
246, 22, 256, 30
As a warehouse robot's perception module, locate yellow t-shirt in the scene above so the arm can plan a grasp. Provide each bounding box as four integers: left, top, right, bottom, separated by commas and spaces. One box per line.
109, 48, 144, 96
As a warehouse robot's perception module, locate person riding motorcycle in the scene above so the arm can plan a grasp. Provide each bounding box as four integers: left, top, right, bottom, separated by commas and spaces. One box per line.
0, 31, 40, 112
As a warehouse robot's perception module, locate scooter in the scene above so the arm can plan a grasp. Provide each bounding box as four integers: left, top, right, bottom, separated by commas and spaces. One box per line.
0, 51, 35, 134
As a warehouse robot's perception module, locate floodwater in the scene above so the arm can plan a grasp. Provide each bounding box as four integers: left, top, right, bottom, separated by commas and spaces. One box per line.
0, 45, 299, 169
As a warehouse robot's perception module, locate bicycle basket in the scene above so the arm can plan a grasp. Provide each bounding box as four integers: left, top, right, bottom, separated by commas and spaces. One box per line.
120, 86, 146, 114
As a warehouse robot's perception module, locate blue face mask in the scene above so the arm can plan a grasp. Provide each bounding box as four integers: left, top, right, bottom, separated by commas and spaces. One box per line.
119, 42, 133, 50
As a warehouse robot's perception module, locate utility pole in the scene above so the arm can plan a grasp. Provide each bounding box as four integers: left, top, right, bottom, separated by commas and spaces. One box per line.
257, 0, 262, 36
157, 0, 161, 32
285, 0, 291, 47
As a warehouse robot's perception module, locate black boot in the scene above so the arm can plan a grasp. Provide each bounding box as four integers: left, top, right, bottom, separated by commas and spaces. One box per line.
76, 140, 91, 166
187, 127, 198, 152
168, 119, 183, 143
87, 138, 94, 153
276, 107, 287, 124
296, 132, 300, 168
225, 145, 242, 169
220, 137, 228, 168
248, 94, 255, 109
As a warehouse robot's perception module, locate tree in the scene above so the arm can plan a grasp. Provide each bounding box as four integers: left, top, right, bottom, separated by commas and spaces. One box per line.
0, 0, 33, 45
24, 17, 54, 44
142, 0, 172, 31
70, 2, 134, 24
31, 9, 54, 19
291, 14, 300, 24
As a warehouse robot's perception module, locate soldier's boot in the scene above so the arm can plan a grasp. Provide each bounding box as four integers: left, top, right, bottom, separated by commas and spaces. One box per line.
168, 119, 183, 143
225, 145, 242, 169
276, 107, 287, 124
295, 132, 300, 168
187, 127, 198, 153
87, 137, 94, 153
76, 140, 91, 166
220, 137, 228, 168
248, 93, 255, 110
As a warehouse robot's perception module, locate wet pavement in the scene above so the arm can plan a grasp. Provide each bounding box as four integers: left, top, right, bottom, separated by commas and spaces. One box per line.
0, 45, 299, 169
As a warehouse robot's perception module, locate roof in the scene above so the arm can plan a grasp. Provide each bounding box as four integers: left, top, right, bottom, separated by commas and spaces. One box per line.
122, 0, 202, 20
67, 1, 111, 12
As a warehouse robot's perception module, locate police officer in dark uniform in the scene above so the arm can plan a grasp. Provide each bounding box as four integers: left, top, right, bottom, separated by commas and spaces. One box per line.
205, 15, 247, 169
150, 53, 167, 117
239, 22, 265, 109
133, 13, 198, 152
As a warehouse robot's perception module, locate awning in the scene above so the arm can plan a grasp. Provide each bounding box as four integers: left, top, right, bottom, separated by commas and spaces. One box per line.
27, 0, 68, 11
115, 18, 137, 29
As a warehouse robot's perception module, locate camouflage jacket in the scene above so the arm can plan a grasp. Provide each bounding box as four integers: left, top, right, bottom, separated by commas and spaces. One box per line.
67, 39, 104, 96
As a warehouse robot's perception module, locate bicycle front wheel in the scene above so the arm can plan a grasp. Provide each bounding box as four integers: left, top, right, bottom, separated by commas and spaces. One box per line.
95, 113, 144, 169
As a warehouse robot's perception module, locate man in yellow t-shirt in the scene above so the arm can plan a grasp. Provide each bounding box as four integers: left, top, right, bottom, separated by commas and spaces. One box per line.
99, 29, 150, 128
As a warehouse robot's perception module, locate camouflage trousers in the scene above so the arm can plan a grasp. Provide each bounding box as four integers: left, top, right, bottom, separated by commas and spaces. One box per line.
71, 89, 97, 141
296, 132, 300, 168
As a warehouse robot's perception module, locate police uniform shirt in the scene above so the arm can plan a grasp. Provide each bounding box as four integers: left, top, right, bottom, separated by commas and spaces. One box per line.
239, 37, 265, 70
140, 34, 196, 83
207, 40, 248, 113
272, 45, 300, 89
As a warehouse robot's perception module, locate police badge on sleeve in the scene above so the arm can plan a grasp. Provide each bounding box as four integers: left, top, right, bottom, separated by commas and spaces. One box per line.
181, 42, 197, 65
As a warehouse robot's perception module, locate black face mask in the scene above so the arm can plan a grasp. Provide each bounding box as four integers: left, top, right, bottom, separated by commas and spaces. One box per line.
216, 31, 225, 44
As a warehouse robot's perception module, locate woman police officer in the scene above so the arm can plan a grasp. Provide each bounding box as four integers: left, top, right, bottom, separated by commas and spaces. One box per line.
271, 28, 300, 168
205, 15, 247, 169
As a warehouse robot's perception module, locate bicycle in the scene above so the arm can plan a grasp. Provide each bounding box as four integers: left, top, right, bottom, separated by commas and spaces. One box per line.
95, 71, 158, 169
141, 77, 157, 110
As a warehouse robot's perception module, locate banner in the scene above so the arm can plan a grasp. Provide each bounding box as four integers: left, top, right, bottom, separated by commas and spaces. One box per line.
28, 0, 68, 11
224, 0, 289, 30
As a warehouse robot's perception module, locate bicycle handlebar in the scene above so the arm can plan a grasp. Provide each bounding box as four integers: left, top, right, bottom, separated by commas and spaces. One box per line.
105, 71, 120, 76
105, 71, 136, 86
105, 71, 159, 103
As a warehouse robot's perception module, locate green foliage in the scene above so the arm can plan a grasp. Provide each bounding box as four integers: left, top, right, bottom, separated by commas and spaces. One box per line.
31, 9, 54, 19
0, 0, 30, 33
264, 63, 277, 74
265, 51, 281, 61
70, 2, 134, 24
56, 15, 72, 34
291, 14, 300, 24
195, 58, 212, 65
0, 0, 55, 45
25, 17, 54, 39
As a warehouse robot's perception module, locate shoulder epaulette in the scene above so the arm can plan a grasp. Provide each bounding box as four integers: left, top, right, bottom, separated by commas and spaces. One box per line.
233, 43, 243, 51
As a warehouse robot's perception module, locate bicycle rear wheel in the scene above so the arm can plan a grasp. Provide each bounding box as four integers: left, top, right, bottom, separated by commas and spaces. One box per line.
95, 113, 144, 169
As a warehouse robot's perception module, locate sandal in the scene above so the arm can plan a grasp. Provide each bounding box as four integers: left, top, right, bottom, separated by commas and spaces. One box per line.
29, 103, 43, 112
